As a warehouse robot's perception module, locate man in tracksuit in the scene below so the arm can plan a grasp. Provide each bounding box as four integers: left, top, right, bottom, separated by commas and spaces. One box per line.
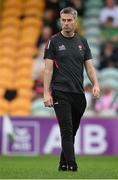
43, 7, 100, 171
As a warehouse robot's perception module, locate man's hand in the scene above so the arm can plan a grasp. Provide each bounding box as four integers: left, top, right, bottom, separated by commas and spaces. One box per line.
92, 85, 100, 99
44, 92, 53, 107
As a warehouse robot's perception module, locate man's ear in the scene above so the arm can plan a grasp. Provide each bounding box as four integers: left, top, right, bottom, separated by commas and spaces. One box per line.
75, 19, 79, 33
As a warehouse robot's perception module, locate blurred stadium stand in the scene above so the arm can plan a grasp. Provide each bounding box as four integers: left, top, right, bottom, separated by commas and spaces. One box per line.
0, 0, 44, 115
0, 0, 118, 117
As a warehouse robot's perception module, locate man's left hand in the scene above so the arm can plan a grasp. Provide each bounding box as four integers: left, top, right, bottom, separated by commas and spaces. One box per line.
92, 85, 100, 98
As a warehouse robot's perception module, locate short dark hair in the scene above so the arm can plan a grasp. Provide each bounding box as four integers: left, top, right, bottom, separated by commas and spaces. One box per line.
60, 7, 78, 19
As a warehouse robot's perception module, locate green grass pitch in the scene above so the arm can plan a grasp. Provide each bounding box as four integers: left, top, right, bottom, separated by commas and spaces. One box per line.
0, 155, 118, 179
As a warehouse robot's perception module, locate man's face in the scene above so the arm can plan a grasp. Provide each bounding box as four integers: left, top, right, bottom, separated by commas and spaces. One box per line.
60, 13, 76, 33
106, 0, 115, 7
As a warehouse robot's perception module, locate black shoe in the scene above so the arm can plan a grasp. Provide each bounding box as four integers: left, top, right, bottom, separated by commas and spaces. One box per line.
58, 164, 68, 171
68, 162, 78, 171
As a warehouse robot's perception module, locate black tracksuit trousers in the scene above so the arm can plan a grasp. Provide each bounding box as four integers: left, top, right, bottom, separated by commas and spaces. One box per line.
52, 90, 86, 166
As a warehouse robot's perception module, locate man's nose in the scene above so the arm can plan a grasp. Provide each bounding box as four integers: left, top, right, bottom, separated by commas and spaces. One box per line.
65, 21, 68, 25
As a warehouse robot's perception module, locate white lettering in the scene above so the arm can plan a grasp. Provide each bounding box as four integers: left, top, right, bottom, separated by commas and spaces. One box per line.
43, 124, 61, 154
74, 128, 81, 154
83, 125, 108, 154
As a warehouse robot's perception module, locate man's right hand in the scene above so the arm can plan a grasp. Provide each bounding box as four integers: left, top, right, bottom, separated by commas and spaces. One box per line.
44, 92, 53, 107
